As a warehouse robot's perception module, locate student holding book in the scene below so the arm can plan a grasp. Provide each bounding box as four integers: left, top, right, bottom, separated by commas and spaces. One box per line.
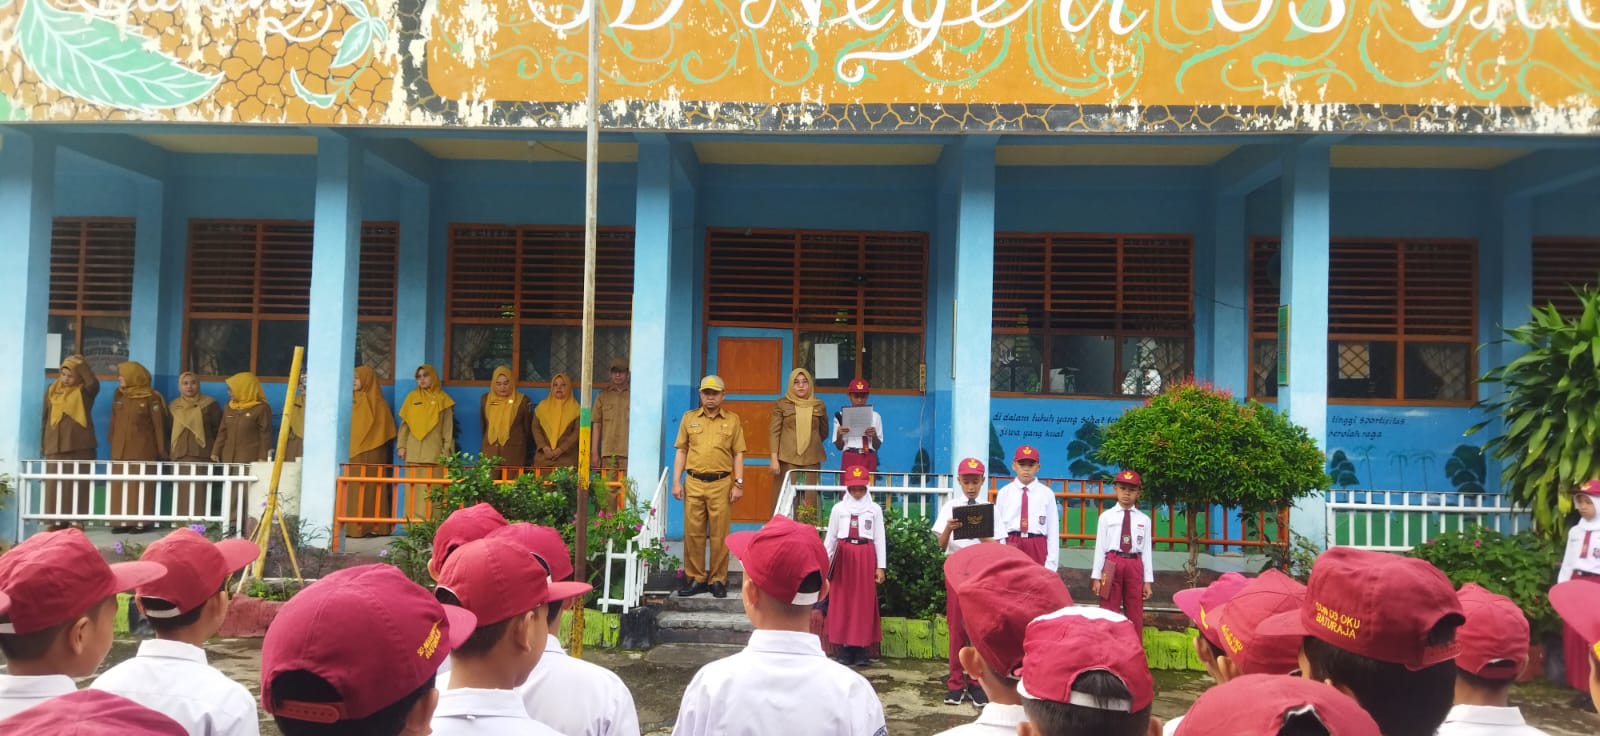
932, 457, 998, 705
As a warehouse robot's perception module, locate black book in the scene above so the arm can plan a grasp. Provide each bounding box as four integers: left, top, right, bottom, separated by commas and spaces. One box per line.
952, 502, 995, 540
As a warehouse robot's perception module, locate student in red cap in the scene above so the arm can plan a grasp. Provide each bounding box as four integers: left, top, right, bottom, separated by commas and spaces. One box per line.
1015, 607, 1156, 736
430, 502, 510, 579
92, 527, 264, 735
1556, 479, 1600, 699
825, 464, 887, 668
431, 536, 592, 735
931, 544, 1073, 735
1436, 583, 1549, 735
831, 378, 883, 473
261, 564, 478, 736
673, 515, 886, 736
1550, 578, 1600, 712
1093, 469, 1153, 626
1173, 674, 1380, 736
932, 457, 999, 705
1173, 571, 1248, 679
0, 528, 167, 719
1259, 547, 1465, 736
995, 445, 1059, 570
0, 688, 188, 735
476, 523, 641, 736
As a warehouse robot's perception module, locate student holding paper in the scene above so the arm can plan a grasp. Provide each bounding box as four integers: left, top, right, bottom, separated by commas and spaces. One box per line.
831, 379, 884, 473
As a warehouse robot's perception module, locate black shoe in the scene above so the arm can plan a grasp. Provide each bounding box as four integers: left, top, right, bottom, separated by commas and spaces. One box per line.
709, 581, 727, 598
679, 580, 709, 597
944, 689, 966, 705
833, 651, 854, 665
967, 684, 989, 705
1570, 693, 1598, 712
852, 648, 873, 668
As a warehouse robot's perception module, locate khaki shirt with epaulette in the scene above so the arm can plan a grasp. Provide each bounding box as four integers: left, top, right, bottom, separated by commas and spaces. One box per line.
674, 407, 747, 473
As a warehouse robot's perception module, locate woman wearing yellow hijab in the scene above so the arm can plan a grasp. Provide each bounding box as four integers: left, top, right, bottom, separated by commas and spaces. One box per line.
770, 367, 829, 504
480, 366, 533, 467
531, 373, 580, 468
283, 373, 307, 462
108, 361, 167, 533
168, 371, 222, 520
41, 354, 101, 523
212, 372, 272, 463
347, 365, 398, 537
398, 364, 455, 520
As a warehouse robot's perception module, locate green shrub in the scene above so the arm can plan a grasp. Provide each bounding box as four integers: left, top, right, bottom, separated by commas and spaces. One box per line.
1408, 525, 1562, 640
878, 507, 946, 619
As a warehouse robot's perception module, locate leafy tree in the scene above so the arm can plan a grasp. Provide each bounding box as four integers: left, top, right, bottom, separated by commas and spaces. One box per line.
1097, 381, 1330, 583
1445, 444, 1486, 494
1066, 422, 1113, 480
1470, 288, 1600, 541
877, 507, 946, 619
1327, 450, 1359, 488
988, 421, 1007, 473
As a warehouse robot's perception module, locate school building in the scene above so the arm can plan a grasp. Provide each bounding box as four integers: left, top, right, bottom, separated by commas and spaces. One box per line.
1, 0, 1598, 547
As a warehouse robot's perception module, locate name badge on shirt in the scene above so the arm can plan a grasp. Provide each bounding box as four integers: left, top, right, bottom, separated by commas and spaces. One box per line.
864, 517, 873, 534
1038, 514, 1046, 528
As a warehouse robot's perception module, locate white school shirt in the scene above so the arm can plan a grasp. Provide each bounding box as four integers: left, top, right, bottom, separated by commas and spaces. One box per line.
1435, 704, 1551, 736
671, 629, 888, 736
0, 673, 76, 719
91, 639, 260, 736
431, 687, 563, 736
830, 410, 885, 453
932, 492, 996, 556
1557, 516, 1600, 582
824, 495, 888, 569
518, 634, 641, 736
1090, 505, 1155, 583
929, 703, 1027, 735
993, 480, 1060, 570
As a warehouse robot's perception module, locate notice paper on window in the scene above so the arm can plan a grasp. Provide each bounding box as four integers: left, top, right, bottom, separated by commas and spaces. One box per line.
814, 343, 840, 380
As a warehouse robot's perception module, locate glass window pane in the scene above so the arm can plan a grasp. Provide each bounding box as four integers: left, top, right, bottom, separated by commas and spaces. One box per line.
451, 324, 513, 382
356, 322, 395, 381
522, 325, 575, 383
1404, 342, 1471, 401
1329, 341, 1397, 400
992, 333, 1044, 393
258, 320, 310, 378
81, 317, 130, 377
187, 319, 251, 377
1052, 335, 1116, 396
863, 332, 920, 390
1118, 336, 1187, 397
798, 331, 855, 389
1252, 339, 1279, 399
47, 315, 76, 370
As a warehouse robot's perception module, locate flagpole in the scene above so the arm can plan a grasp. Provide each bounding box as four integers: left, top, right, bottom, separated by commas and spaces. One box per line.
571, 0, 601, 657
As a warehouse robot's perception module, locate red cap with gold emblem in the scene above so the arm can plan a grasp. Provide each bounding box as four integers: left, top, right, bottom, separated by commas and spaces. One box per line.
1013, 445, 1040, 463
1573, 479, 1600, 498
958, 457, 986, 477
843, 465, 871, 488
1115, 469, 1143, 487
848, 378, 871, 394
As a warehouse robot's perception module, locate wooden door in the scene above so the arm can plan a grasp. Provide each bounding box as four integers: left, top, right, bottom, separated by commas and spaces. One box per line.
714, 337, 783, 523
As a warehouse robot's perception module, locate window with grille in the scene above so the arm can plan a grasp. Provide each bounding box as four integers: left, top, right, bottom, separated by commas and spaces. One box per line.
1533, 238, 1600, 317
705, 229, 928, 391
49, 218, 136, 376
446, 225, 633, 384
184, 220, 398, 379
991, 234, 1193, 397
1249, 238, 1476, 403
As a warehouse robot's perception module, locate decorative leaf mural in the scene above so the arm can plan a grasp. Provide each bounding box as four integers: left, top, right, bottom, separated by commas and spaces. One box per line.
15, 0, 220, 110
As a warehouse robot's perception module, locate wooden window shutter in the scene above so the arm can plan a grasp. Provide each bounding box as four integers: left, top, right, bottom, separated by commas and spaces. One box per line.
1047, 235, 1119, 331
993, 235, 1047, 331
1533, 239, 1600, 316
50, 218, 136, 314
1401, 240, 1475, 337
1329, 240, 1401, 335
861, 234, 925, 328
1250, 240, 1281, 335
706, 230, 799, 326
358, 224, 399, 319
257, 223, 315, 316
796, 233, 860, 327
519, 228, 586, 322
1121, 236, 1193, 331
593, 230, 635, 323
448, 225, 519, 321
188, 222, 262, 315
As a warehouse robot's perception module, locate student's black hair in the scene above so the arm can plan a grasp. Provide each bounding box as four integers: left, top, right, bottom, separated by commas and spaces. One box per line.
1302, 631, 1457, 736
433, 588, 516, 657
1020, 670, 1152, 736
270, 670, 432, 736
1456, 667, 1517, 694
140, 581, 227, 635
1277, 711, 1334, 736
0, 597, 111, 661
1197, 633, 1226, 661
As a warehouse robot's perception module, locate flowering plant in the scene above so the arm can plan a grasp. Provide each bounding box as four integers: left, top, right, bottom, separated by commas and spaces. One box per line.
1409, 525, 1562, 640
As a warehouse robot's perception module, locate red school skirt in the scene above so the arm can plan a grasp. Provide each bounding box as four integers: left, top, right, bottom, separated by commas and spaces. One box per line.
1565, 573, 1600, 690
827, 541, 882, 647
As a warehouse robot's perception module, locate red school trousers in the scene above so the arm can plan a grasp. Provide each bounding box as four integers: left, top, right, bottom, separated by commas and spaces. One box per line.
1098, 553, 1146, 629
944, 575, 974, 691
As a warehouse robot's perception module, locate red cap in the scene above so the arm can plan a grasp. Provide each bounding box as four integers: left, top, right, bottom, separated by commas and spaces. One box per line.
1573, 480, 1600, 497
958, 457, 986, 477
843, 465, 871, 488
1209, 569, 1307, 675
1552, 580, 1600, 665
261, 564, 477, 723
1173, 572, 1249, 648
438, 538, 592, 625
432, 503, 509, 565
1013, 445, 1040, 463
726, 515, 829, 606
848, 378, 870, 393
0, 689, 188, 735
1017, 607, 1153, 712
1114, 469, 1143, 487
136, 529, 261, 616
488, 523, 575, 582
1259, 547, 1463, 670
947, 544, 1073, 678
0, 529, 166, 634
1452, 583, 1528, 679
1174, 674, 1380, 736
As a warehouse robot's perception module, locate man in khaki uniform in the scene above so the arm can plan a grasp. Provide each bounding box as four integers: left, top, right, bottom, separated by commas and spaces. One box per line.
672, 375, 746, 599
592, 357, 630, 476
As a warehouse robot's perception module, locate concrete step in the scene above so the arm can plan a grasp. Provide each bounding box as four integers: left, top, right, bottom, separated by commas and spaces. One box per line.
656, 611, 754, 646
660, 592, 744, 614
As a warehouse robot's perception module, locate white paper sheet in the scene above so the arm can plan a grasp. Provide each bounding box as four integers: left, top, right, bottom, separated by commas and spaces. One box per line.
814, 343, 840, 380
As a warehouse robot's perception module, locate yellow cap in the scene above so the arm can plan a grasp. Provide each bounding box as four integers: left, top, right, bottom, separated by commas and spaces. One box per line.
699, 375, 726, 392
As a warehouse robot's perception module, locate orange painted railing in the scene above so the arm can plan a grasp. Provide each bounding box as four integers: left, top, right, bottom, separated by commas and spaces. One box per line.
332, 464, 627, 551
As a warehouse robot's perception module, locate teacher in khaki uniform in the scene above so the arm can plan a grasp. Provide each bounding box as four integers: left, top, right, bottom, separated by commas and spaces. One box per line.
672, 375, 746, 599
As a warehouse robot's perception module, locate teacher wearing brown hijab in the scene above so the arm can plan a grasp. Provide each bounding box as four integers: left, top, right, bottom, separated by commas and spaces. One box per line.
107, 361, 167, 533
41, 354, 100, 525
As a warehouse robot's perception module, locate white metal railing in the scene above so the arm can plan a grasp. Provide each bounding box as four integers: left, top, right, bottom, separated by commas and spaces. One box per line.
17, 459, 254, 538
1325, 490, 1529, 551
595, 467, 670, 613
774, 469, 961, 526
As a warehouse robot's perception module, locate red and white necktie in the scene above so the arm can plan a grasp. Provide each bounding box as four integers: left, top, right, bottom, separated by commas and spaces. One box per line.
1020, 487, 1030, 534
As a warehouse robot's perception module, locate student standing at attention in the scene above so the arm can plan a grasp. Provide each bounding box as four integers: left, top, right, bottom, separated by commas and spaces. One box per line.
1557, 479, 1600, 703
824, 465, 886, 668
931, 457, 999, 706
1093, 470, 1153, 627
994, 446, 1059, 570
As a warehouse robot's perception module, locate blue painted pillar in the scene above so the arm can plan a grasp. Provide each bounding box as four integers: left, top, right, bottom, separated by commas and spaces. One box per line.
630, 136, 678, 492
0, 133, 55, 539
1280, 145, 1331, 547
1480, 193, 1532, 396
394, 182, 433, 382
128, 180, 166, 373
949, 138, 997, 475
1207, 194, 1249, 396
300, 136, 364, 542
